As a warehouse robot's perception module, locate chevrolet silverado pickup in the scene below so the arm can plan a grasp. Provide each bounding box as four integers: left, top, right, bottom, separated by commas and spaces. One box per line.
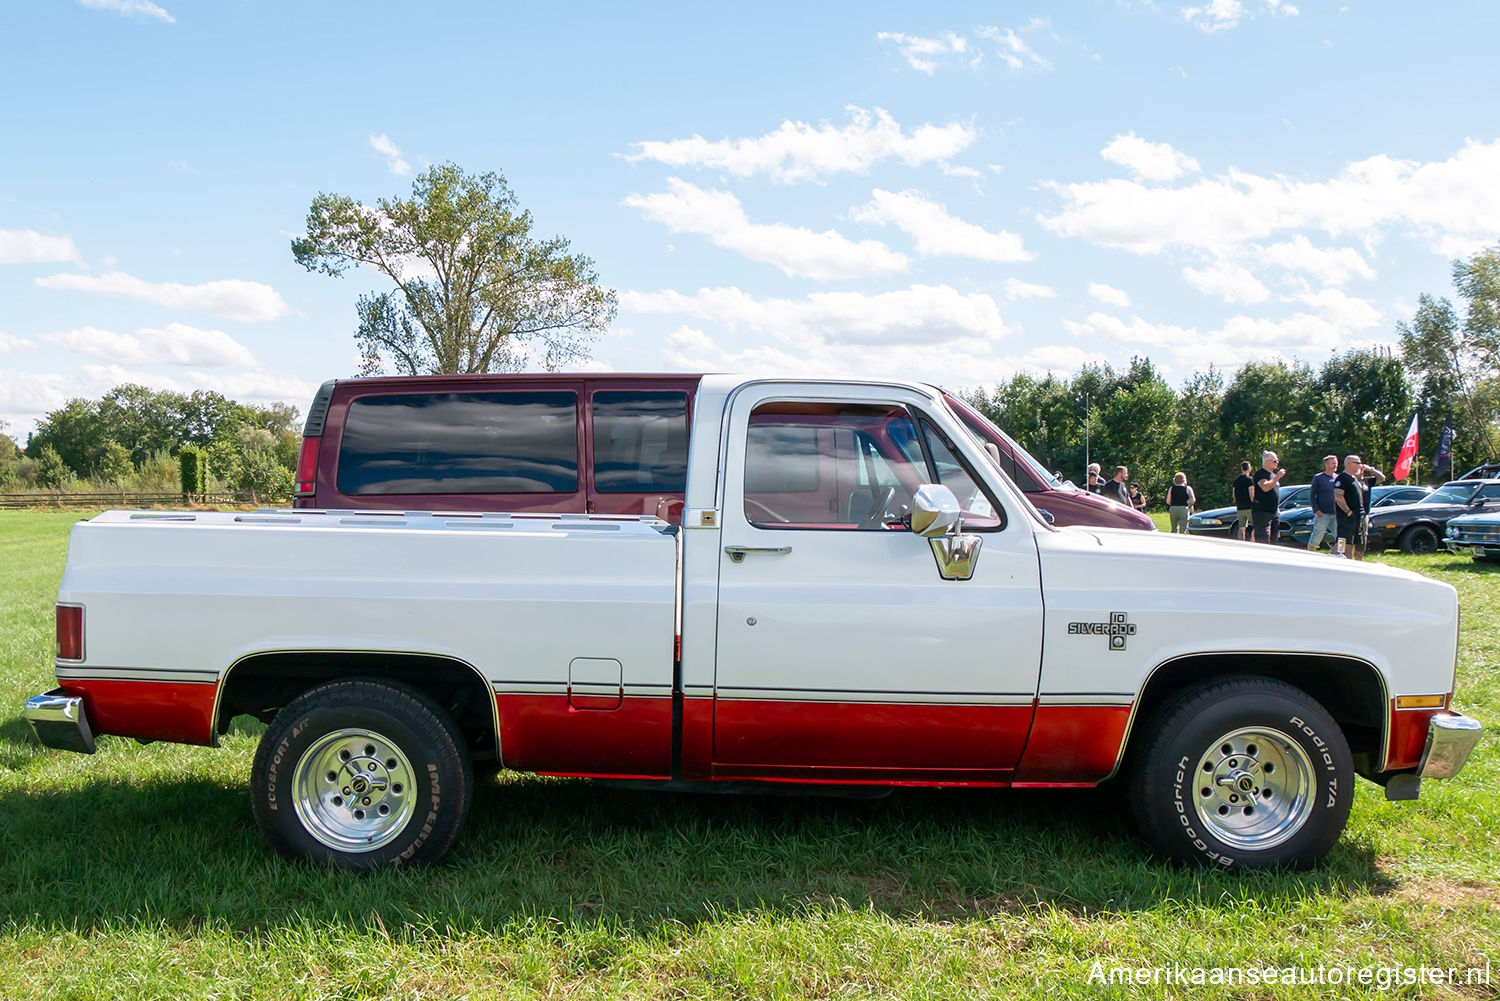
25, 375, 1483, 870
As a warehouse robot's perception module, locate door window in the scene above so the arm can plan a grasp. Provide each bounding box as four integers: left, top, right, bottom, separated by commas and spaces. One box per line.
743, 403, 921, 530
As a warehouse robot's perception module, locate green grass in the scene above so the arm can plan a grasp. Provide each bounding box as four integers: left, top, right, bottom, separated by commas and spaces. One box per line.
1, 510, 1496, 999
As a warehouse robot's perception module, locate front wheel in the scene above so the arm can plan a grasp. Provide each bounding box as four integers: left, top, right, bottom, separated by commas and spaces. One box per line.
252, 678, 472, 869
1400, 524, 1439, 554
1128, 676, 1352, 869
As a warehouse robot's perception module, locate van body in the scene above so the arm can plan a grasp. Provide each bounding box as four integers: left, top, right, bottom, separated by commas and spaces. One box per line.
295, 373, 1154, 531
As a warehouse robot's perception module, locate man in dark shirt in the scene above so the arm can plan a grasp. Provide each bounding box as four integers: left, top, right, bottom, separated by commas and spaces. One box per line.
1232, 461, 1255, 540
1335, 454, 1385, 560
1100, 465, 1131, 506
1251, 450, 1286, 544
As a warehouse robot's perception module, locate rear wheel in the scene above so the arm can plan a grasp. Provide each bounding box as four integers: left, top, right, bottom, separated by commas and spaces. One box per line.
252, 678, 472, 869
1399, 524, 1439, 554
1128, 676, 1352, 869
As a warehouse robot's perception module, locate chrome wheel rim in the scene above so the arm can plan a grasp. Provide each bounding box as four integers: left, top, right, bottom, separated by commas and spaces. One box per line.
293, 728, 416, 853
1191, 726, 1316, 852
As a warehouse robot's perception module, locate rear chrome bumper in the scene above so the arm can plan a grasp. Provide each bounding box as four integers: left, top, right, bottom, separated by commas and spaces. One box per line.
1418, 712, 1482, 780
23, 689, 95, 754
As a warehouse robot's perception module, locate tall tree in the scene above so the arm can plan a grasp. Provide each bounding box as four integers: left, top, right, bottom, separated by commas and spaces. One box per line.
292, 163, 617, 376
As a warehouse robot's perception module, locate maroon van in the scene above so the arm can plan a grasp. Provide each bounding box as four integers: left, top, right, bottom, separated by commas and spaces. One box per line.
294, 374, 1153, 531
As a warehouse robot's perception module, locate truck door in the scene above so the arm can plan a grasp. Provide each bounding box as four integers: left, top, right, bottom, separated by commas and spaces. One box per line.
711, 389, 1044, 782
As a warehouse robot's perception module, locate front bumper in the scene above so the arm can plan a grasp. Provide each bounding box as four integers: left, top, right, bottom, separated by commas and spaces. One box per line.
1418, 712, 1483, 780
1446, 540, 1495, 557
24, 689, 95, 754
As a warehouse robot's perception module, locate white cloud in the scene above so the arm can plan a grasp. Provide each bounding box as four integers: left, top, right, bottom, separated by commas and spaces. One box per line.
0, 332, 38, 354
1181, 261, 1270, 303
1100, 133, 1201, 182
0, 228, 84, 266
877, 31, 973, 74
369, 133, 411, 176
76, 0, 174, 23
1183, 0, 1299, 32
34, 270, 291, 323
1087, 283, 1131, 308
1297, 288, 1382, 330
39, 323, 257, 367
975, 24, 1050, 71
1004, 278, 1056, 300
622, 284, 1011, 348
656, 326, 1095, 392
1257, 235, 1374, 286
624, 179, 908, 280
1040, 138, 1500, 260
1064, 298, 1382, 369
623, 106, 977, 183
850, 189, 1034, 263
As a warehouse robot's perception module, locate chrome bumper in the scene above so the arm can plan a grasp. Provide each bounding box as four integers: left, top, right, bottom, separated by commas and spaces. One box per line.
1418, 712, 1482, 780
1445, 540, 1493, 557
23, 689, 96, 754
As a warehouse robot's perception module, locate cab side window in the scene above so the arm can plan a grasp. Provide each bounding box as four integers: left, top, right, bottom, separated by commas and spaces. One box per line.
591, 390, 689, 493
743, 403, 921, 530
919, 420, 1004, 530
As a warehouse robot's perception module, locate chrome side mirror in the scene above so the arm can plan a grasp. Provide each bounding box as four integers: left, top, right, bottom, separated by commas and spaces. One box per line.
911, 483, 982, 580
1038, 508, 1055, 525
911, 483, 962, 538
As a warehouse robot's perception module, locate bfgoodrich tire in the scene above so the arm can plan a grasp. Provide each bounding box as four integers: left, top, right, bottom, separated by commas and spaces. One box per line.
1128, 676, 1352, 870
252, 678, 472, 869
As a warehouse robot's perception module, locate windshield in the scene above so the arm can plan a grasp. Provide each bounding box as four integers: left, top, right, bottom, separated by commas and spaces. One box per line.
942, 394, 1064, 489
1423, 482, 1481, 504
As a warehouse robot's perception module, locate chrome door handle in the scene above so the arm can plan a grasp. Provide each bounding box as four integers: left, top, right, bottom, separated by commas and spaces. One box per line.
724, 545, 792, 563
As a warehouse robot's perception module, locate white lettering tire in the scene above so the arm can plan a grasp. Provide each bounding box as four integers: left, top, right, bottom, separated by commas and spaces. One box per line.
1128, 676, 1353, 870
251, 678, 472, 869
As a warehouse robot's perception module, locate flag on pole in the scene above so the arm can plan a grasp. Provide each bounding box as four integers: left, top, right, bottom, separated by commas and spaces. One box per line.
1433, 417, 1454, 479
1393, 413, 1420, 480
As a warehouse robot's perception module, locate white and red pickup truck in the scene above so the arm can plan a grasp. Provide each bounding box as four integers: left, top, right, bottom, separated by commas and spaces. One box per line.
26, 375, 1483, 870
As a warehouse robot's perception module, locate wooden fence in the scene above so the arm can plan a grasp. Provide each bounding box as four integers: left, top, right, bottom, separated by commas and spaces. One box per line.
0, 491, 291, 511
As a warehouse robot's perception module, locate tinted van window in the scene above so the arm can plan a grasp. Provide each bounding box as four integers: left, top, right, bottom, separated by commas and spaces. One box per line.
337, 392, 579, 495
592, 391, 688, 493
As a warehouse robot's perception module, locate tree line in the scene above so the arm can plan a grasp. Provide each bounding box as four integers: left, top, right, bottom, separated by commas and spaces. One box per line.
1, 386, 300, 497
964, 250, 1499, 508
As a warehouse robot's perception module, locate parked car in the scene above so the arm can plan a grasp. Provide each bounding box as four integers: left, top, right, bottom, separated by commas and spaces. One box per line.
1458, 462, 1500, 480
1278, 485, 1434, 548
1366, 479, 1500, 554
1187, 484, 1310, 539
1444, 509, 1500, 562
293, 374, 1155, 532
25, 374, 1484, 872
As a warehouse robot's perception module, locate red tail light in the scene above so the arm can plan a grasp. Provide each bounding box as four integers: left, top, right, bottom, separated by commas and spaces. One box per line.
294, 436, 320, 498
56, 604, 84, 661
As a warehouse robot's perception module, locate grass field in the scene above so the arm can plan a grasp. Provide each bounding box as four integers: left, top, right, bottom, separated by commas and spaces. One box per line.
1, 510, 1496, 999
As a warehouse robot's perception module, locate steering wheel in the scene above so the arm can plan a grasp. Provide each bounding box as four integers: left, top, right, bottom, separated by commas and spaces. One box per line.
859, 485, 898, 530
745, 497, 791, 524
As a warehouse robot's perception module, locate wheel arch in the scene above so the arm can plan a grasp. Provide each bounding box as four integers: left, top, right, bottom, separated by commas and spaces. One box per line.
1110, 651, 1389, 781
214, 649, 500, 762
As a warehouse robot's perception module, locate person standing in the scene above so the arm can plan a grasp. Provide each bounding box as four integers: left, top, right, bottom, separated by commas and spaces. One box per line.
1129, 483, 1147, 513
1086, 462, 1103, 494
1308, 455, 1340, 551
1167, 472, 1195, 533
1252, 450, 1286, 544
1232, 461, 1256, 540
1099, 465, 1131, 506
1335, 455, 1385, 560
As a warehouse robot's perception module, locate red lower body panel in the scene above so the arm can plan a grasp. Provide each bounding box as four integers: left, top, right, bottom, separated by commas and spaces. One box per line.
1011, 704, 1132, 785
711, 699, 1033, 779
496, 694, 674, 778
63, 679, 217, 745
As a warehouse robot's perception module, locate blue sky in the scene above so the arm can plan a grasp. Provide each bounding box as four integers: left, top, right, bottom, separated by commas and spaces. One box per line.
3, 0, 1499, 440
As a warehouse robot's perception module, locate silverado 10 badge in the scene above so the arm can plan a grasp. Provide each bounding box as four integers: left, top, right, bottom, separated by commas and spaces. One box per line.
1068, 612, 1137, 651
